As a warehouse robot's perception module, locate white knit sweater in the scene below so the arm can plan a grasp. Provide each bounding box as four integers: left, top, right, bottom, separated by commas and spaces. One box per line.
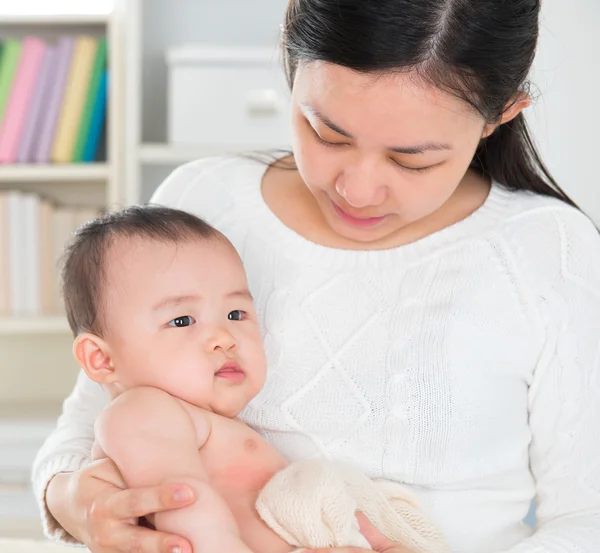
32, 156, 600, 553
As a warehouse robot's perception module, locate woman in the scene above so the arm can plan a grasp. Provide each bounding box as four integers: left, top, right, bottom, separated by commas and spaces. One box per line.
33, 1, 600, 552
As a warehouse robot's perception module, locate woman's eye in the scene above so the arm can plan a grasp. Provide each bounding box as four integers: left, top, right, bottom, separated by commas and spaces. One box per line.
310, 124, 348, 148
168, 316, 196, 328
228, 310, 246, 321
390, 158, 435, 173
315, 134, 347, 148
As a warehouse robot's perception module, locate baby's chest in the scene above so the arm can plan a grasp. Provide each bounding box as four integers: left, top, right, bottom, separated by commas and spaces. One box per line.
200, 418, 288, 496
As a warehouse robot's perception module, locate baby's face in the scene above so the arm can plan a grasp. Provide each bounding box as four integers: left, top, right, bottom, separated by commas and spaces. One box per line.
102, 236, 266, 417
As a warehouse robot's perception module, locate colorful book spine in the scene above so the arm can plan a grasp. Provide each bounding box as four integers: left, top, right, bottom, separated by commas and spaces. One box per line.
0, 38, 47, 164
34, 36, 75, 164
74, 38, 107, 162
51, 36, 98, 164
17, 45, 57, 164
0, 41, 22, 128
83, 71, 108, 162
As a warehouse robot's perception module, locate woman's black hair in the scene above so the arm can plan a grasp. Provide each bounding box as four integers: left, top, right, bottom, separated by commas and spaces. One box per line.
281, 0, 578, 208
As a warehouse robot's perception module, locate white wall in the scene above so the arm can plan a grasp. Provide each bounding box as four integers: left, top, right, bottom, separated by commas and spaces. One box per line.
141, 0, 286, 143
528, 0, 600, 223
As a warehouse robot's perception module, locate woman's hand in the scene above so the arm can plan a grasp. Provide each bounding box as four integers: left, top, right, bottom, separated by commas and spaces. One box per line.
46, 457, 196, 553
305, 513, 416, 553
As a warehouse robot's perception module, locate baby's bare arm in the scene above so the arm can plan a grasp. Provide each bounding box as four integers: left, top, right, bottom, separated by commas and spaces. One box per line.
95, 386, 252, 553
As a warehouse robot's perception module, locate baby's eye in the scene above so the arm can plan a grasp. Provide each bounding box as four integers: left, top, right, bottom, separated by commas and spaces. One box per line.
168, 316, 196, 328
228, 310, 246, 321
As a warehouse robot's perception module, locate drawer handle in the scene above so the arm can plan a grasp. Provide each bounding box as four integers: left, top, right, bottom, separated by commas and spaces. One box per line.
245, 89, 282, 115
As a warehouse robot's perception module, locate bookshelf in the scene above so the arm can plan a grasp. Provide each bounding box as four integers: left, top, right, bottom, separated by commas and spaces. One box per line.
0, 163, 110, 182
0, 14, 111, 25
0, 6, 123, 343
0, 316, 70, 335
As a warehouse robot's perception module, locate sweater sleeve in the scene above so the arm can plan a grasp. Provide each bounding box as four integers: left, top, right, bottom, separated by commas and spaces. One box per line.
499, 207, 600, 552
31, 370, 108, 543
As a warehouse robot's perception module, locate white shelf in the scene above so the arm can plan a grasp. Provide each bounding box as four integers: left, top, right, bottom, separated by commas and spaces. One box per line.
0, 13, 110, 25
0, 317, 70, 335
0, 163, 110, 183
139, 143, 285, 165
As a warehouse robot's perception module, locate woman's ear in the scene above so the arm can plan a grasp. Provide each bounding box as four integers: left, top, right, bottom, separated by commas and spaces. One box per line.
482, 92, 532, 139
73, 333, 117, 384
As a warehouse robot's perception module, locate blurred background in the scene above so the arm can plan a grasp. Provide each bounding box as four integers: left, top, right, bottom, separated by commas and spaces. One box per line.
0, 0, 597, 540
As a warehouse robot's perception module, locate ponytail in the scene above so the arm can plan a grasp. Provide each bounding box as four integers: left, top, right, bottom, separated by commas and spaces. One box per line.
472, 113, 578, 209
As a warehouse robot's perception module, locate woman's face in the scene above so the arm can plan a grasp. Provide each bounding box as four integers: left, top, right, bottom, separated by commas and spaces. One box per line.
290, 61, 491, 244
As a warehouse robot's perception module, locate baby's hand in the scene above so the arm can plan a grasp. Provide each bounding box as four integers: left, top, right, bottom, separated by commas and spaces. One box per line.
302, 513, 415, 553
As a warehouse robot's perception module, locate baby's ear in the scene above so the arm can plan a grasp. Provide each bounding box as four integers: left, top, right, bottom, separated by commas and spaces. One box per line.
73, 333, 117, 384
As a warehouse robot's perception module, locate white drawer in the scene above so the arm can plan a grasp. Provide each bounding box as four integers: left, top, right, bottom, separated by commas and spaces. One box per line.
166, 46, 292, 148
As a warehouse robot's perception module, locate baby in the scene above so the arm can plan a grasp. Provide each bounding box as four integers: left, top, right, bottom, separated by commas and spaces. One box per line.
62, 205, 293, 553
62, 205, 448, 553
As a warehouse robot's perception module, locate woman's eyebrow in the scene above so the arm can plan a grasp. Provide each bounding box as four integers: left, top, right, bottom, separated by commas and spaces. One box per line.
301, 102, 453, 154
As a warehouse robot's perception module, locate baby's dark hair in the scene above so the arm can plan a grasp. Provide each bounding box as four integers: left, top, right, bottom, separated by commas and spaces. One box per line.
62, 205, 223, 338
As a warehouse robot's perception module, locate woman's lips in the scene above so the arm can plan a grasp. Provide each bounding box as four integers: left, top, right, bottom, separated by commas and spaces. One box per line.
331, 201, 387, 228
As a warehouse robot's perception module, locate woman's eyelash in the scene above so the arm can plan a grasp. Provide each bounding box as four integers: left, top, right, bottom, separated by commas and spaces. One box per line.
311, 126, 434, 172
310, 126, 348, 148
390, 158, 434, 173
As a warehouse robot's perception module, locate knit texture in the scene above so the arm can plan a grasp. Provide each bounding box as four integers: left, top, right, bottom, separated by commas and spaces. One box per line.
256, 459, 450, 552
32, 156, 600, 553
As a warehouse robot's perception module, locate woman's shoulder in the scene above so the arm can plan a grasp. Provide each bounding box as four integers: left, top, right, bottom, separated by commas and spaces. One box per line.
491, 186, 600, 289
494, 186, 598, 242
149, 154, 267, 221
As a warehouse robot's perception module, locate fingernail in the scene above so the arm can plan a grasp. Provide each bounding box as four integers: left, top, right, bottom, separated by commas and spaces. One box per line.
171, 547, 182, 553
173, 487, 194, 502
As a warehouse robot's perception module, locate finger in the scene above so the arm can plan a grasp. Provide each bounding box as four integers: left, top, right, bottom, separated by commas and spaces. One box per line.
107, 484, 195, 520
356, 512, 398, 551
114, 524, 193, 553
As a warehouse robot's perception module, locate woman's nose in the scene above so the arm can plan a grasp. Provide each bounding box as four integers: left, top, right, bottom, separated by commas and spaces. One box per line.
336, 161, 387, 208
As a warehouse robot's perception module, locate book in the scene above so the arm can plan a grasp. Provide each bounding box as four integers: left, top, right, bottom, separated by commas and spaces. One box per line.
0, 192, 9, 316
73, 38, 107, 163
94, 113, 107, 162
6, 190, 26, 316
51, 207, 76, 314
0, 38, 47, 164
17, 45, 57, 164
22, 194, 41, 315
52, 36, 98, 164
83, 71, 109, 163
0, 40, 22, 129
39, 199, 54, 315
34, 37, 75, 164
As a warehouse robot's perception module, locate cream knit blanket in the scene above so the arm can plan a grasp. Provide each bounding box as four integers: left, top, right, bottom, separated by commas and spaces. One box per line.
256, 460, 450, 553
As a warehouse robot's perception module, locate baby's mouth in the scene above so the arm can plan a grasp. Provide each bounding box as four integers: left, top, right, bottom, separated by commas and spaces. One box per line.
215, 361, 245, 381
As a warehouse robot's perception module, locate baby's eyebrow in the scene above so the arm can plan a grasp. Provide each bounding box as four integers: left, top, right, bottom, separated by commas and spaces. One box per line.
152, 294, 200, 311
227, 289, 254, 301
